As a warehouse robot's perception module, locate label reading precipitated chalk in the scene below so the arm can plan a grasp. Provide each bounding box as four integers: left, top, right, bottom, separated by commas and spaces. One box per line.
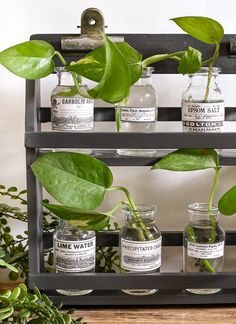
51, 97, 94, 131
54, 237, 96, 272
182, 101, 225, 132
187, 241, 224, 259
121, 107, 156, 122
121, 237, 162, 271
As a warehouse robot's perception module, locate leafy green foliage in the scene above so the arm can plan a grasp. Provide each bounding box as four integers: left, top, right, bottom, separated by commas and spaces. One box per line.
178, 46, 202, 74
31, 152, 113, 210
171, 16, 224, 44
0, 40, 55, 79
0, 284, 85, 323
152, 149, 219, 171
218, 185, 236, 216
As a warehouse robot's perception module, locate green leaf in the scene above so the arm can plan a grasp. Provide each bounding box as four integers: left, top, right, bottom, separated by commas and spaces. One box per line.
218, 185, 236, 216
7, 187, 17, 192
0, 259, 18, 273
171, 16, 224, 44
152, 149, 218, 171
0, 40, 55, 79
70, 35, 132, 103
178, 47, 202, 74
31, 152, 113, 210
67, 41, 142, 86
43, 203, 110, 230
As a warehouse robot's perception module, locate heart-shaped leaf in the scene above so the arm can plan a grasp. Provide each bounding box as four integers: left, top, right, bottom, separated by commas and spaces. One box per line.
0, 40, 55, 79
171, 16, 224, 44
31, 152, 113, 210
152, 149, 219, 171
218, 185, 236, 216
67, 41, 142, 86
178, 47, 202, 74
43, 203, 110, 230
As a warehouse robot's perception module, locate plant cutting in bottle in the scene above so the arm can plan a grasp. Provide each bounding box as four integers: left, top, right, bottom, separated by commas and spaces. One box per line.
31, 151, 154, 240
152, 148, 221, 272
0, 17, 223, 106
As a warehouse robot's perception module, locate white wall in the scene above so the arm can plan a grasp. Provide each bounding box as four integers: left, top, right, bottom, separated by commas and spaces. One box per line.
1, 0, 236, 231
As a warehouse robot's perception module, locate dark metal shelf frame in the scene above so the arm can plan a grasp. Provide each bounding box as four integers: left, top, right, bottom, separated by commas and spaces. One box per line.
26, 33, 236, 305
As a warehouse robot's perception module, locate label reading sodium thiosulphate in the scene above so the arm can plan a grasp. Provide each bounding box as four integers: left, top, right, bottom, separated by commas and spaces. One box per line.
51, 97, 94, 131
182, 101, 225, 132
120, 107, 156, 122
54, 237, 96, 272
121, 237, 162, 271
187, 241, 224, 259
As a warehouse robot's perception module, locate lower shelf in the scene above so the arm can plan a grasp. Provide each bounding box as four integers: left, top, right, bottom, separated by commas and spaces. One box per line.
46, 289, 236, 305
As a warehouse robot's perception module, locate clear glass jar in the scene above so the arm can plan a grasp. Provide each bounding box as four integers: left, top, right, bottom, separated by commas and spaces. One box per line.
116, 67, 158, 157
182, 67, 224, 132
53, 219, 96, 296
183, 203, 225, 295
120, 204, 162, 296
51, 67, 94, 131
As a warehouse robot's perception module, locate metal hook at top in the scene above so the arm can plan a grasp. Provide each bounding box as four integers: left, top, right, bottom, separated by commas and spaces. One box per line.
80, 8, 105, 36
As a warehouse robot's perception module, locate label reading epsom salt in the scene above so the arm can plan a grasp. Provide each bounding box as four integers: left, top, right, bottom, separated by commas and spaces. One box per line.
187, 241, 224, 259
121, 107, 156, 122
121, 237, 162, 271
182, 101, 225, 132
51, 97, 94, 131
54, 237, 96, 272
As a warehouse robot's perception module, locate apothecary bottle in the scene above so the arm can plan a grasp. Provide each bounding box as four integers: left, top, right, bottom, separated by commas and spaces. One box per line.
116, 67, 158, 157
182, 67, 224, 132
51, 67, 94, 131
120, 204, 162, 296
53, 219, 96, 296
183, 203, 225, 295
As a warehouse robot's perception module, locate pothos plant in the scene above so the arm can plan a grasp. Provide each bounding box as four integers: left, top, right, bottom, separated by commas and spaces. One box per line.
0, 16, 223, 105
152, 148, 236, 272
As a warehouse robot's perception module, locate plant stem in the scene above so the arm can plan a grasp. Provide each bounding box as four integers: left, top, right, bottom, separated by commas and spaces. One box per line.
55, 51, 67, 66
142, 51, 185, 67
108, 186, 154, 240
208, 167, 220, 243
203, 42, 220, 102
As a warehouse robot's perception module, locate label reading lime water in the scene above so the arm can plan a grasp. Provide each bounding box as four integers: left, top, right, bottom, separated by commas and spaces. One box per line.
187, 241, 224, 259
121, 107, 156, 122
121, 237, 162, 271
54, 237, 96, 272
182, 101, 225, 132
51, 97, 94, 131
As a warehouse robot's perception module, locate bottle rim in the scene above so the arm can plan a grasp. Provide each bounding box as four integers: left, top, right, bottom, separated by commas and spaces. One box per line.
141, 66, 154, 77
187, 202, 218, 213
122, 203, 157, 213
189, 67, 221, 76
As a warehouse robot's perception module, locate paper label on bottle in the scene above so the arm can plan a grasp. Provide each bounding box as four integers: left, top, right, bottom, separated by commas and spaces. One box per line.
120, 107, 156, 122
54, 237, 96, 272
182, 101, 225, 132
187, 241, 224, 259
51, 97, 94, 131
121, 237, 162, 271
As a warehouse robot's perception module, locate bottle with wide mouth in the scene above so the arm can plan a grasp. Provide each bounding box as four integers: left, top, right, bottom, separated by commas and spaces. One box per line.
182, 67, 225, 133
183, 203, 225, 295
120, 203, 162, 296
116, 67, 158, 157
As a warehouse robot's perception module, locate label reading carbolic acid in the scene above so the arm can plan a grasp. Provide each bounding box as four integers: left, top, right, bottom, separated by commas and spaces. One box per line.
187, 241, 224, 259
51, 97, 94, 131
121, 107, 156, 122
121, 237, 162, 271
182, 101, 225, 132
54, 237, 96, 272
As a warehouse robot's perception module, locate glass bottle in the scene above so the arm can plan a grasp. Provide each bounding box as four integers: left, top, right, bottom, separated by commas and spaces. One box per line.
120, 204, 162, 296
183, 203, 225, 295
51, 67, 94, 132
116, 67, 158, 157
182, 67, 224, 133
53, 219, 96, 296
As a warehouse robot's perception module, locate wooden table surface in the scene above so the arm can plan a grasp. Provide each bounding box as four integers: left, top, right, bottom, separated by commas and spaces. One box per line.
73, 306, 236, 323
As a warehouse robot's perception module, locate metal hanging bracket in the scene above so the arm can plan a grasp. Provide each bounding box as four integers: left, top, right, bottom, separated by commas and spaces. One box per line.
61, 8, 124, 51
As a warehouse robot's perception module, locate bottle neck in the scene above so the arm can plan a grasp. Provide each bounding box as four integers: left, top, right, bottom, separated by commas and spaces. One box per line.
58, 71, 74, 86
122, 204, 157, 225
134, 75, 153, 86
187, 203, 219, 226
